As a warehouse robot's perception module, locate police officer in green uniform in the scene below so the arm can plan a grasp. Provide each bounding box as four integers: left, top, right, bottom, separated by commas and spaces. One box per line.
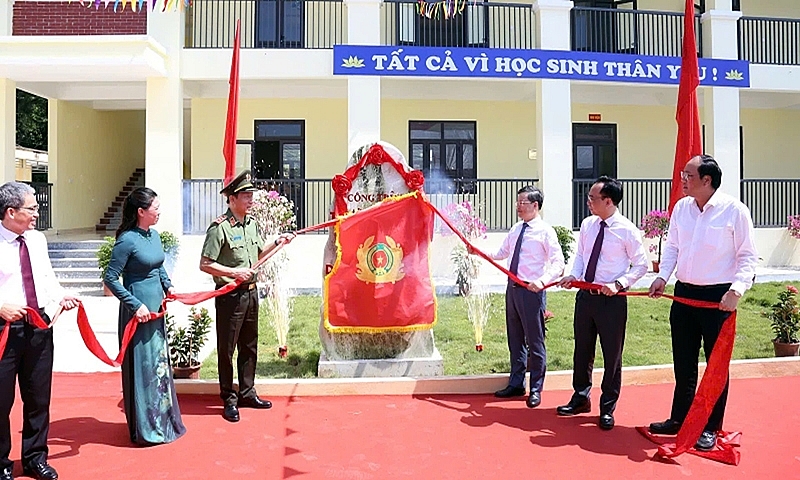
199, 170, 295, 423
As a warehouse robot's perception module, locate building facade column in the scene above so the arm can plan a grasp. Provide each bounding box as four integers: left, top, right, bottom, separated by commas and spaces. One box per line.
146, 8, 183, 234
702, 1, 742, 198
533, 0, 573, 228
345, 0, 380, 157
0, 78, 14, 185
0, 0, 12, 36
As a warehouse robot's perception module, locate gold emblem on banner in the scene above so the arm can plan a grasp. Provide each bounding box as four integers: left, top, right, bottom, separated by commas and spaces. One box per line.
356, 236, 405, 284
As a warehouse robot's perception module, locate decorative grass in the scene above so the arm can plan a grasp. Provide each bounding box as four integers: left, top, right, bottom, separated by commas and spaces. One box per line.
199, 281, 798, 379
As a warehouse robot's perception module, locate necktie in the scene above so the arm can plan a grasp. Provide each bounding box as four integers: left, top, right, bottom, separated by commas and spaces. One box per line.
509, 222, 528, 278
584, 220, 607, 283
18, 235, 40, 311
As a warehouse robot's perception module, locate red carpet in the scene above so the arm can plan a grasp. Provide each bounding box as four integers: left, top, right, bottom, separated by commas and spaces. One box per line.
6, 374, 800, 479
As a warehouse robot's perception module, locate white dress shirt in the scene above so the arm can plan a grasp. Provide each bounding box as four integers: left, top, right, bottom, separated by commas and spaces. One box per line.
0, 223, 66, 318
489, 217, 565, 285
570, 210, 648, 288
657, 191, 758, 295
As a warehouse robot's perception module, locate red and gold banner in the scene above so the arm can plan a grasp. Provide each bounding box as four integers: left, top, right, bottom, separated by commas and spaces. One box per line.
324, 192, 436, 333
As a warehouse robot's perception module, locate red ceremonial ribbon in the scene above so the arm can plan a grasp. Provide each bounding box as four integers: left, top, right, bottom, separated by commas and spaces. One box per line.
429, 200, 740, 464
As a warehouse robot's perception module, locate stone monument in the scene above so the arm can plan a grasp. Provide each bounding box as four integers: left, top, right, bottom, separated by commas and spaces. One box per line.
317, 141, 443, 378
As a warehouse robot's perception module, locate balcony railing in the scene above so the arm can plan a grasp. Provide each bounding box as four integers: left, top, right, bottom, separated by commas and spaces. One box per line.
185, 0, 345, 49
24, 182, 52, 231
741, 179, 800, 228
182, 178, 538, 234
738, 16, 800, 66
571, 7, 702, 57
573, 179, 671, 229
382, 0, 535, 49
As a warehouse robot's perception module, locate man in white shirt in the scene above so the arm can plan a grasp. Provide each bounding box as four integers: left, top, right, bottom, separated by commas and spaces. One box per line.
648, 155, 758, 451
557, 176, 648, 430
485, 186, 564, 409
0, 182, 78, 480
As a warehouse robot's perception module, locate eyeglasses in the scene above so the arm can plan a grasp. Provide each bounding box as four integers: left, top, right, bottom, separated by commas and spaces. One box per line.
17, 205, 40, 213
680, 171, 696, 180
516, 201, 533, 206
586, 195, 608, 202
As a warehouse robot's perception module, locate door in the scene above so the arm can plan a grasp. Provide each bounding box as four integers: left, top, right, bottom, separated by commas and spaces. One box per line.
256, 0, 303, 48
409, 121, 477, 194
572, 123, 617, 228
253, 120, 306, 226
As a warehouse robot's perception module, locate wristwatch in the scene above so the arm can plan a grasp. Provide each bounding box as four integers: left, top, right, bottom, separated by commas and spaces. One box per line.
274, 239, 280, 247
614, 280, 624, 291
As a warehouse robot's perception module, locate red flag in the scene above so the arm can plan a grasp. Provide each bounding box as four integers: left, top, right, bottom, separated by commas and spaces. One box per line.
324, 193, 437, 333
669, 0, 703, 214
222, 19, 241, 187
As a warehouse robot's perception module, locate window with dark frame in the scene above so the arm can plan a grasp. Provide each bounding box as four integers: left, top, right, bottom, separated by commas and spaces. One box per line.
408, 121, 477, 194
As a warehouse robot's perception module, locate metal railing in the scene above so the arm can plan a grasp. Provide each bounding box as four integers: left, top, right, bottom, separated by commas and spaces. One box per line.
740, 179, 800, 228
182, 178, 538, 234
426, 178, 538, 231
185, 0, 345, 48
572, 179, 671, 229
738, 16, 800, 65
182, 178, 334, 234
571, 7, 702, 57
382, 0, 535, 49
24, 182, 52, 231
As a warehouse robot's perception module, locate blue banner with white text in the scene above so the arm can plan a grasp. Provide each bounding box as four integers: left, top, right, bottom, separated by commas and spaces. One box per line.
333, 45, 749, 88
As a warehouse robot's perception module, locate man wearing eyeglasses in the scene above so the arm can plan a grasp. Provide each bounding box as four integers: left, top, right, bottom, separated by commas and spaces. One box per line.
0, 182, 79, 480
482, 186, 564, 409
647, 155, 758, 451
556, 176, 648, 430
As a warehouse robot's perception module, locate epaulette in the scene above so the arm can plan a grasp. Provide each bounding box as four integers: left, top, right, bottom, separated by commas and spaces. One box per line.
213, 214, 227, 225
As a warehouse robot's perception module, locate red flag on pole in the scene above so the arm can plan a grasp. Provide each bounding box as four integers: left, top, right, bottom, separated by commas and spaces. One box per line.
222, 19, 241, 187
669, 0, 703, 214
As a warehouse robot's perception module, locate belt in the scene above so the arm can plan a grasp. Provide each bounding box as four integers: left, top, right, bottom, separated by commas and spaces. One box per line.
678, 281, 731, 290
216, 282, 257, 292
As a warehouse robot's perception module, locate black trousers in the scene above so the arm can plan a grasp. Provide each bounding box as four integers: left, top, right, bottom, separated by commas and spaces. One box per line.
215, 287, 259, 405
669, 281, 731, 432
571, 291, 627, 415
0, 316, 53, 470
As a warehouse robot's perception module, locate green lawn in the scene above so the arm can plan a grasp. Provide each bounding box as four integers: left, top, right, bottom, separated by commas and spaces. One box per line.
199, 281, 797, 379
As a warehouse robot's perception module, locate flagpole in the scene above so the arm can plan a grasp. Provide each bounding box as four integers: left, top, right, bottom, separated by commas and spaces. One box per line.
223, 19, 241, 187
668, 0, 703, 214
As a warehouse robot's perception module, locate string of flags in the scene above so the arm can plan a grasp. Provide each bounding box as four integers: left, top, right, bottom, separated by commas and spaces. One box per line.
416, 0, 468, 20
70, 0, 191, 13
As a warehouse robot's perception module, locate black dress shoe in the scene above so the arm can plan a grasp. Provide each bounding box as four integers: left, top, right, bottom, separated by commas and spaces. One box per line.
649, 418, 682, 435
23, 461, 57, 480
494, 386, 526, 398
599, 413, 615, 430
223, 403, 240, 422
556, 398, 591, 416
695, 430, 717, 451
0, 465, 12, 480
526, 391, 541, 408
238, 396, 272, 409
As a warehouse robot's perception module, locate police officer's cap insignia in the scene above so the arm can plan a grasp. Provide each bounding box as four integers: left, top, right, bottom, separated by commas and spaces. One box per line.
220, 169, 257, 195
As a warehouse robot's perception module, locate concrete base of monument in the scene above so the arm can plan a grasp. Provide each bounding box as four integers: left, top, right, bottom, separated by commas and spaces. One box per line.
316, 348, 444, 378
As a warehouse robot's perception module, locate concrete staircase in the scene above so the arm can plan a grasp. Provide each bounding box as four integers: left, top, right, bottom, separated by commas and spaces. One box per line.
95, 168, 145, 233
48, 240, 106, 296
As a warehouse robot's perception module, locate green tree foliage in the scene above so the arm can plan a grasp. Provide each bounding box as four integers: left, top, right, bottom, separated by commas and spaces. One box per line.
16, 90, 48, 151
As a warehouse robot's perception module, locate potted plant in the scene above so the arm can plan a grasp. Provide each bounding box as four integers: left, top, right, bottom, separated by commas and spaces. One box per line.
553, 225, 575, 267
440, 201, 486, 297
166, 307, 213, 378
788, 214, 800, 240
640, 209, 670, 273
762, 285, 800, 357
159, 230, 180, 277
96, 236, 116, 296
